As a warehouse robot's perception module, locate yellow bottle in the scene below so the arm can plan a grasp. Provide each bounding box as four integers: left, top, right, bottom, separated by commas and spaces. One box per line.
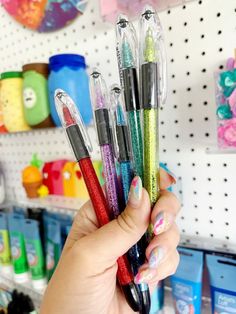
1, 72, 30, 132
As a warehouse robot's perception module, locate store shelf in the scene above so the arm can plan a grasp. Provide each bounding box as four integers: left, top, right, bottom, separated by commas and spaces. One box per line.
206, 147, 236, 154
5, 196, 87, 216
180, 235, 236, 255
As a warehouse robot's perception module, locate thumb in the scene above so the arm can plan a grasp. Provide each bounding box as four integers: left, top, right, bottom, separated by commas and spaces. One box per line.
79, 176, 151, 265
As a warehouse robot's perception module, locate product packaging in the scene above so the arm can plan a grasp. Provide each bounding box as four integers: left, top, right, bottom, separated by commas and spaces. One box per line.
0, 212, 12, 276
0, 72, 30, 132
22, 63, 54, 129
45, 216, 62, 280
55, 213, 72, 247
8, 213, 29, 283
27, 207, 46, 256
48, 54, 92, 126
150, 281, 164, 314
24, 219, 46, 290
170, 248, 203, 314
215, 58, 236, 149
206, 254, 236, 314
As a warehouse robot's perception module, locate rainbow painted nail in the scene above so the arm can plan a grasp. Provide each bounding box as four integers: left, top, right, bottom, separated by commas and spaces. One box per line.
149, 247, 165, 268
153, 212, 173, 235
134, 268, 156, 284
128, 176, 142, 205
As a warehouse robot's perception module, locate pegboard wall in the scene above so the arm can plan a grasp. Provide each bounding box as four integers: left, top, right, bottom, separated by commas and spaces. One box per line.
0, 0, 236, 245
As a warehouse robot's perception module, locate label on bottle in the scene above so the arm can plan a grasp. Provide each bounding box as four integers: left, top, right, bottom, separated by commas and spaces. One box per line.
0, 230, 11, 265
10, 232, 28, 274
25, 239, 45, 280
214, 291, 236, 313
172, 281, 195, 314
46, 241, 55, 271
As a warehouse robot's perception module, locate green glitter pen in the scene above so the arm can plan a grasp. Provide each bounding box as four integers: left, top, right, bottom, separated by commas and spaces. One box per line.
140, 6, 167, 228
116, 15, 144, 181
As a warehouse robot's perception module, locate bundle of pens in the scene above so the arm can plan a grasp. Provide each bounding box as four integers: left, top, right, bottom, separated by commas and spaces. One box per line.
54, 5, 166, 314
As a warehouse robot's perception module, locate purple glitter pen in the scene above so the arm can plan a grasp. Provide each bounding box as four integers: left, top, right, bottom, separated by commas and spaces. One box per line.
90, 69, 120, 218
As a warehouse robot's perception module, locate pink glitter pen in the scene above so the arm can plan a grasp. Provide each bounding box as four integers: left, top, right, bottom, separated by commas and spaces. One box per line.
90, 69, 121, 218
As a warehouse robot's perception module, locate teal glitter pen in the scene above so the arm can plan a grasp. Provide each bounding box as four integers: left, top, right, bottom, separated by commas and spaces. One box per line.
139, 6, 167, 233
110, 85, 151, 314
116, 15, 144, 181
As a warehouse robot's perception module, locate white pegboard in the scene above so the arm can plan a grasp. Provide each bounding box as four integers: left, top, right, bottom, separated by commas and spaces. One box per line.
0, 0, 236, 245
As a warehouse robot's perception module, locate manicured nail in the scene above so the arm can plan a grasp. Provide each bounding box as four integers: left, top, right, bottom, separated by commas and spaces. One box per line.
153, 211, 174, 235
128, 176, 142, 206
160, 163, 177, 184
134, 268, 156, 284
148, 247, 165, 268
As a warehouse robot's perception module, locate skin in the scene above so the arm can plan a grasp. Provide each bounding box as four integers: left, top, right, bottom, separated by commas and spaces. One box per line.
41, 169, 180, 314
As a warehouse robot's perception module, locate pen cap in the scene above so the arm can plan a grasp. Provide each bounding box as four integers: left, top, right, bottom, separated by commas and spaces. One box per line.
54, 89, 92, 159
139, 5, 167, 104
116, 14, 138, 70
90, 69, 109, 110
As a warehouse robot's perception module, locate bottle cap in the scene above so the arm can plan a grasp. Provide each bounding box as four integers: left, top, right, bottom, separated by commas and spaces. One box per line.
1, 71, 22, 79
14, 271, 30, 284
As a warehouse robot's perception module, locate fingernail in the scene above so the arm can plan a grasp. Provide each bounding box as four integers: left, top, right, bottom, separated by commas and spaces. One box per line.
134, 268, 156, 284
128, 176, 142, 206
153, 212, 174, 235
148, 246, 165, 268
160, 164, 177, 184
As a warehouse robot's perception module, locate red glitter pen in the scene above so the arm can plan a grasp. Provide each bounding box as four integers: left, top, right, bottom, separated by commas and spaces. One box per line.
54, 89, 141, 312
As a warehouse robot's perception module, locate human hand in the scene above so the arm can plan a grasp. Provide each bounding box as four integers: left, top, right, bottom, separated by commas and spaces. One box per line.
41, 169, 180, 314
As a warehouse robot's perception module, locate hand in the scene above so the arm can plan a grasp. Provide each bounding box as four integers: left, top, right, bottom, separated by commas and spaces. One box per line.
41, 169, 180, 314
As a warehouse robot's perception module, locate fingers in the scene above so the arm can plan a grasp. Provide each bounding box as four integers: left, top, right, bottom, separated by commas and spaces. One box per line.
145, 223, 180, 260
74, 177, 151, 270
160, 167, 176, 190
63, 199, 99, 253
151, 190, 180, 235
134, 223, 180, 285
134, 249, 180, 285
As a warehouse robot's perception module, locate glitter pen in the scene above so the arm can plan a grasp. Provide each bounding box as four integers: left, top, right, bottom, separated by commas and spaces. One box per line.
116, 15, 144, 181
54, 89, 141, 312
111, 85, 151, 314
139, 6, 167, 235
90, 69, 121, 217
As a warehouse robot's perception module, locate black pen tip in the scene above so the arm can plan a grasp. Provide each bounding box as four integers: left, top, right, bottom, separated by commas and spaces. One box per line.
122, 282, 142, 312
140, 289, 151, 314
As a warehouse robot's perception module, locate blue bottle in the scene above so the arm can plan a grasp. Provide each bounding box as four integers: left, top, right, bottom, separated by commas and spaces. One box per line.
48, 54, 92, 126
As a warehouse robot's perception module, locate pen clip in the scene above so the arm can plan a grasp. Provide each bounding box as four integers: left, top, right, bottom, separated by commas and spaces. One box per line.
55, 89, 93, 153
141, 6, 167, 105
109, 84, 121, 160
